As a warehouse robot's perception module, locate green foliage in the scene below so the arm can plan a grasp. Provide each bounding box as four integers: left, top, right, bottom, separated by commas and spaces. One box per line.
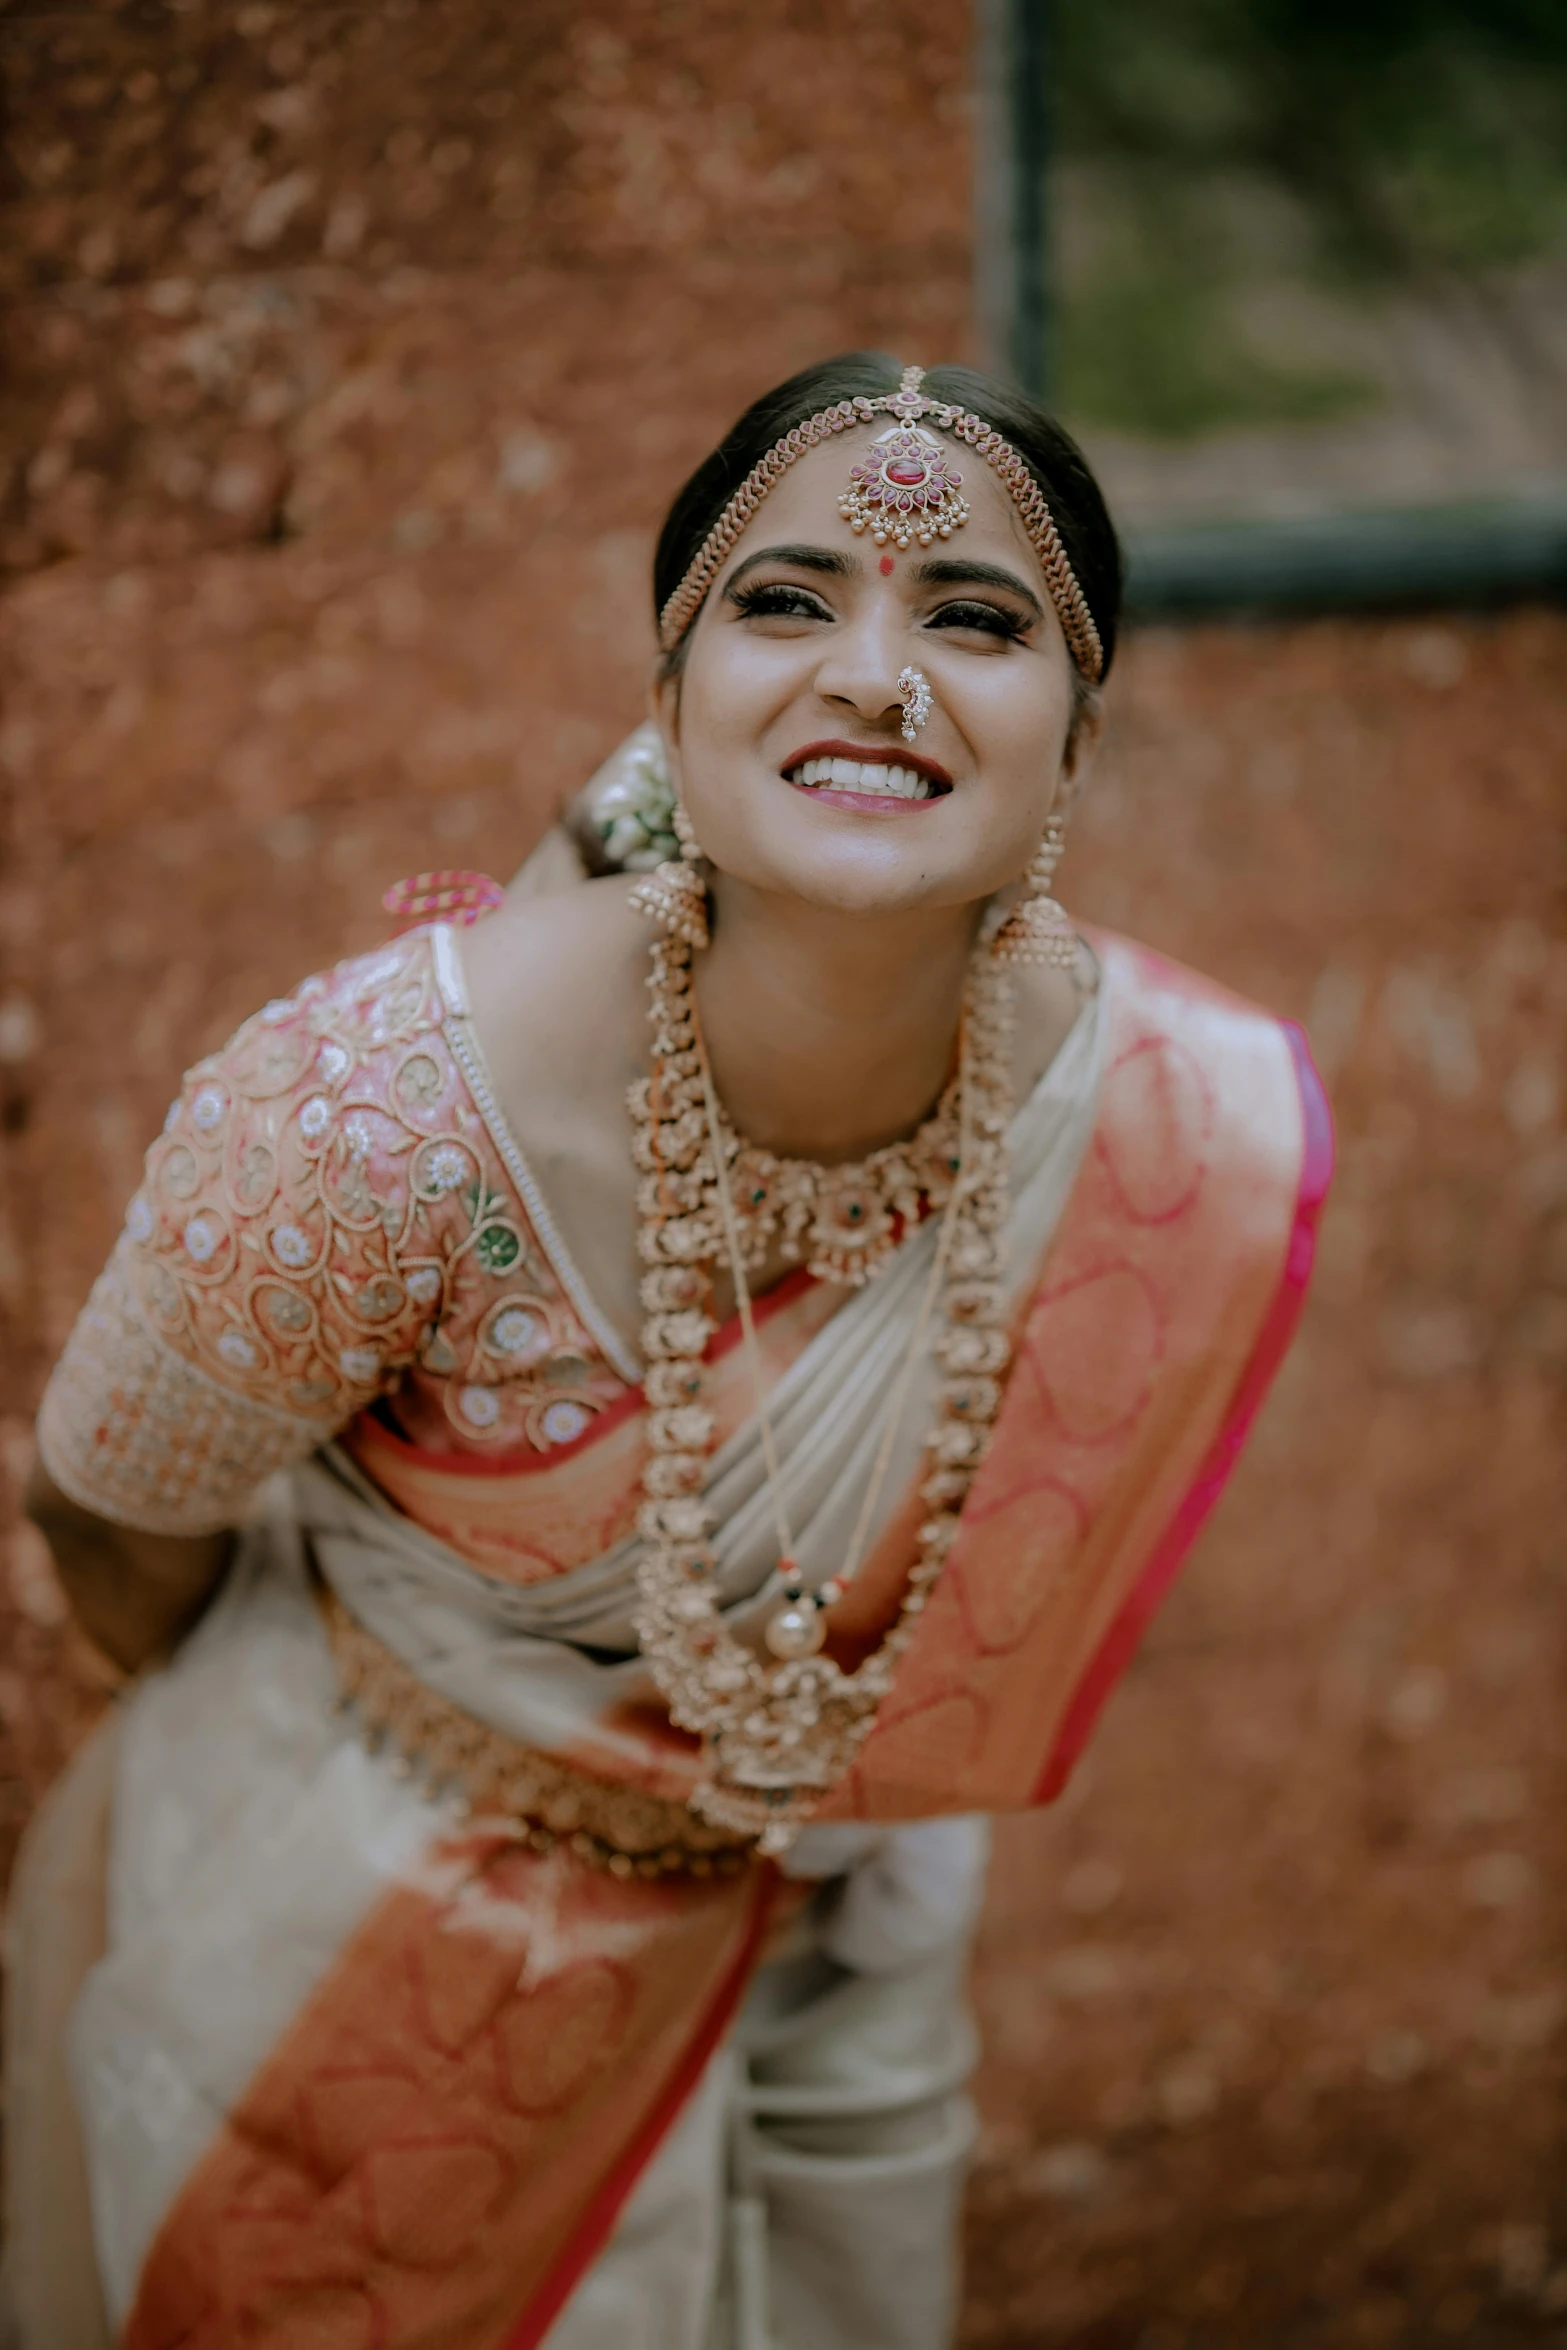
1052, 0, 1567, 270
1056, 0, 1567, 277
1052, 0, 1567, 437
1060, 270, 1369, 441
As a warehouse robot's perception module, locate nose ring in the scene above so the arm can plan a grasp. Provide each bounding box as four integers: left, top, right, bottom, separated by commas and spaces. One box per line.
896, 666, 932, 743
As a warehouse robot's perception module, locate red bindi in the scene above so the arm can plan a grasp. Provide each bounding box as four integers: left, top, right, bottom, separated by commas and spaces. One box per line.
879, 554, 895, 576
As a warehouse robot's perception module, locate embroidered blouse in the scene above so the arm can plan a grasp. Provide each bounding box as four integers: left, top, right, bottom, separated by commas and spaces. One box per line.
37, 927, 639, 1537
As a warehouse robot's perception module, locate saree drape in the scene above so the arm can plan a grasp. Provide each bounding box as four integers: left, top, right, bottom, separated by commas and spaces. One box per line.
4, 926, 1329, 2350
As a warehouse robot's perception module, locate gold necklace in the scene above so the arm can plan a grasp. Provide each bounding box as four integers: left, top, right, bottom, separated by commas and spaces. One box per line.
629, 988, 969, 1290
628, 934, 1017, 1853
700, 1062, 966, 1289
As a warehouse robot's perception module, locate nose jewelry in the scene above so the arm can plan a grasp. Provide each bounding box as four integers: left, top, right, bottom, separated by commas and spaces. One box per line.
897, 666, 932, 743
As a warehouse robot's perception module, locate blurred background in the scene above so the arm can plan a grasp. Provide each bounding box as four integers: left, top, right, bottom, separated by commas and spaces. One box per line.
1, 3, 1566, 2342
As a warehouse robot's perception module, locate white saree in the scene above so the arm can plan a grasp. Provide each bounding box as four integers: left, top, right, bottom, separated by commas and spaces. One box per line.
3, 935, 1107, 2350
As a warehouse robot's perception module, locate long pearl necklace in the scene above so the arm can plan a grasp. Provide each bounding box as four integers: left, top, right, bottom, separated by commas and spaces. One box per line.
628, 934, 1016, 1853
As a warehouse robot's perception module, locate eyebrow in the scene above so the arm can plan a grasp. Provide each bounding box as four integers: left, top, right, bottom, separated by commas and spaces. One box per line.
912, 556, 1045, 618
723, 544, 857, 592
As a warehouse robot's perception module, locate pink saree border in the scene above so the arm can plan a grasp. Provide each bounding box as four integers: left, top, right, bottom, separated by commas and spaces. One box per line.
500, 1866, 777, 2350
1034, 1020, 1333, 1800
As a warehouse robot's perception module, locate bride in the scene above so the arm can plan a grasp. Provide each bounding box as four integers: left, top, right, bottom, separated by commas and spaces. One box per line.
10, 353, 1330, 2349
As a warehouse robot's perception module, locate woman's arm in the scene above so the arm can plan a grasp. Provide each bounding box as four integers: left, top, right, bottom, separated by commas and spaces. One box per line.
24, 1457, 233, 1675
28, 938, 465, 1677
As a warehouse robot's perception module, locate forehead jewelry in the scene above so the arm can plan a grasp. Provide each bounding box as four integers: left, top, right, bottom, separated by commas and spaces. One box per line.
842, 422, 968, 550
897, 665, 932, 742
660, 365, 1103, 684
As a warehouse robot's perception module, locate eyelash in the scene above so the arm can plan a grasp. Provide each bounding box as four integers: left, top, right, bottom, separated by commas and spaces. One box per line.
729, 582, 1029, 642
730, 582, 833, 621
926, 599, 1028, 641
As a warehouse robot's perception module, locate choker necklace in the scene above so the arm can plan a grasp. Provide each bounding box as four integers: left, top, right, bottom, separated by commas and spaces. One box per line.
628, 934, 1016, 1852
660, 1039, 967, 1291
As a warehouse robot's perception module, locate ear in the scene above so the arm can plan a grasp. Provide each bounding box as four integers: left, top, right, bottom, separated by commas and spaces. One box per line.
648, 663, 685, 791
1055, 688, 1103, 814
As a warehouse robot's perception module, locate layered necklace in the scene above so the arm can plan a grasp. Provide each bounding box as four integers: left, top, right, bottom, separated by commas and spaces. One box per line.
629, 932, 1017, 1853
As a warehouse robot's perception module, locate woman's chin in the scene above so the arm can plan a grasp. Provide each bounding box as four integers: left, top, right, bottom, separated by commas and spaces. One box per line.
721, 850, 987, 924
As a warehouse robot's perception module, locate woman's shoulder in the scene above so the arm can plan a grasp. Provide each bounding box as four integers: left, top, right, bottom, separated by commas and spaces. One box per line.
122, 928, 464, 1418
459, 871, 646, 1043
37, 915, 639, 1535
145, 912, 636, 1444
456, 874, 651, 1166
1081, 925, 1332, 1189
129, 921, 576, 1421
1084, 925, 1288, 1031
202, 925, 451, 1082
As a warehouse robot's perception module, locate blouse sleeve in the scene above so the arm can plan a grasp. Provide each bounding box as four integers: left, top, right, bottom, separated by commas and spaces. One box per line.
36, 934, 460, 1535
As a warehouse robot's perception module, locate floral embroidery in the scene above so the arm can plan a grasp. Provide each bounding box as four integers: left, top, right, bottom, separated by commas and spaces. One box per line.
183, 1213, 224, 1264
489, 1304, 546, 1358
37, 932, 631, 1533
457, 1385, 502, 1428
540, 1399, 592, 1446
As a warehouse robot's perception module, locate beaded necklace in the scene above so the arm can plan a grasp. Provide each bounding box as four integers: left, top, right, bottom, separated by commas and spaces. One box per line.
628, 934, 1017, 1853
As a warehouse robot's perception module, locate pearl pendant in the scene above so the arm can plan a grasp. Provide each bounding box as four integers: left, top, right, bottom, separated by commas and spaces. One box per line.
764, 1599, 826, 1660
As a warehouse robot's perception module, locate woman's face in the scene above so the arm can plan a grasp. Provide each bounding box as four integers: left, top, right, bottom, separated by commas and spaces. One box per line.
653, 425, 1092, 920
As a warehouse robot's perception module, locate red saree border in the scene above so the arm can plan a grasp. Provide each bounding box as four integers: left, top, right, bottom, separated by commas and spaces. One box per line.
502, 1864, 777, 2350
1033, 1018, 1333, 1799
832, 938, 1331, 1824
122, 1838, 774, 2350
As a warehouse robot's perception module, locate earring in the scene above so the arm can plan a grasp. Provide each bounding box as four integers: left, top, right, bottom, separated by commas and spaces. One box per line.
628, 796, 710, 949
991, 819, 1077, 968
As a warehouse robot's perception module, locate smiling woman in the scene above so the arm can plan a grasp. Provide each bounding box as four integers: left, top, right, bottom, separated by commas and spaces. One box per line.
12, 354, 1329, 2350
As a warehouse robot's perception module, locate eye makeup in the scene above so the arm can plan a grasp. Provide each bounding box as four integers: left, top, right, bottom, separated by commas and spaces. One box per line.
728, 580, 837, 623
923, 598, 1031, 642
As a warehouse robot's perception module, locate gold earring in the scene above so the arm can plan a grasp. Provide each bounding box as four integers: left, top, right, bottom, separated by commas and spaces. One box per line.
628, 797, 710, 949
991, 819, 1077, 968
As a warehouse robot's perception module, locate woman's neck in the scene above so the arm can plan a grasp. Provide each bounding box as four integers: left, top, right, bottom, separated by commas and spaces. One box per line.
693, 879, 981, 1161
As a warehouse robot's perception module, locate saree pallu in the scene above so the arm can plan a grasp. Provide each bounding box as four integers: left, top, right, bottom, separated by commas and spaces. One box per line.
3, 933, 1330, 2350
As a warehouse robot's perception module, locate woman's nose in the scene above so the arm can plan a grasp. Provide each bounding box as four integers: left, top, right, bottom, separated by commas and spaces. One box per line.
813, 610, 907, 729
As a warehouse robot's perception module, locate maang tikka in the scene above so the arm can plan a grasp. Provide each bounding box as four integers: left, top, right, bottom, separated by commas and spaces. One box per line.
629, 790, 711, 949
991, 817, 1078, 968
841, 418, 969, 550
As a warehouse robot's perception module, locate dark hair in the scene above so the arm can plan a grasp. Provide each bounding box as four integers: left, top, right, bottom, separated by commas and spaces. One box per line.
652, 350, 1123, 683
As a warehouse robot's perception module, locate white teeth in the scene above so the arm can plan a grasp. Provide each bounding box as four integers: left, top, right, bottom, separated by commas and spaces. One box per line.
788, 758, 933, 799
